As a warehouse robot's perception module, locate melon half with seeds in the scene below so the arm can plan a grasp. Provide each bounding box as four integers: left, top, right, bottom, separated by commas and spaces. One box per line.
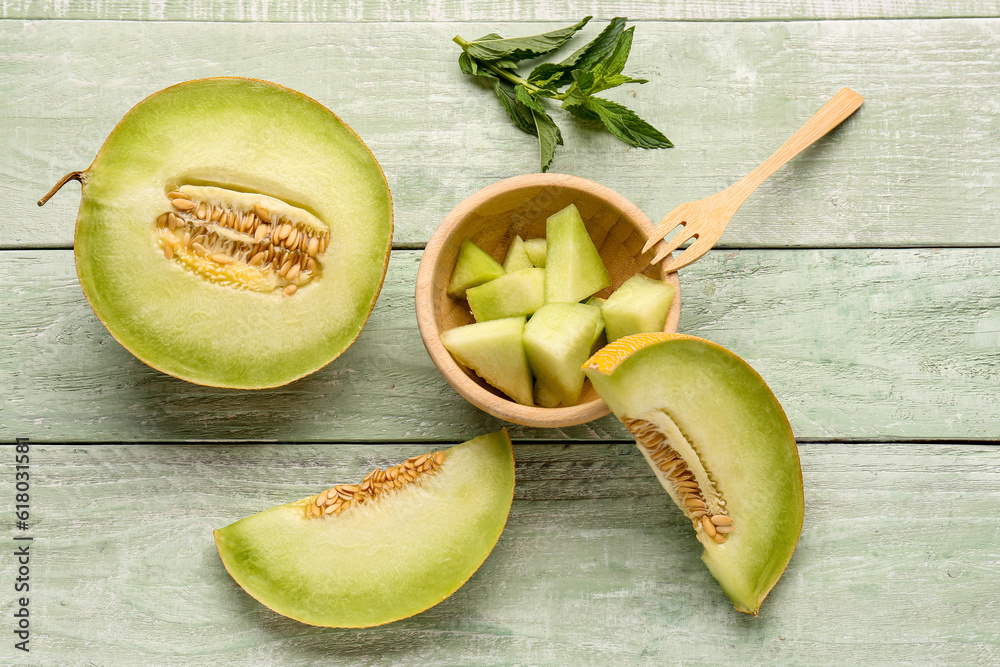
214, 429, 516, 627
40, 77, 393, 388
583, 333, 803, 615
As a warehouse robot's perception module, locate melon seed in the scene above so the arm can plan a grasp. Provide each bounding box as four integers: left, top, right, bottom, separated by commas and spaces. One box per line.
156, 186, 330, 296
625, 416, 734, 543
306, 450, 447, 519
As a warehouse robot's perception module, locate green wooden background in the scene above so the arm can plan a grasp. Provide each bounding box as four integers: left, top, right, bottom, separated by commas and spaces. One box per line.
2, 2, 999, 665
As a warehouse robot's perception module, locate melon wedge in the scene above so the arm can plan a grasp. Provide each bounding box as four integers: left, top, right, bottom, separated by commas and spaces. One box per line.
583, 333, 803, 615
214, 429, 516, 627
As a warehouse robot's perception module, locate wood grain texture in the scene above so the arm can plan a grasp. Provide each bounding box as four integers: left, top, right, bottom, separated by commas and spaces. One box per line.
6, 19, 1000, 248
3, 0, 1000, 22
1, 441, 996, 665
3, 248, 999, 443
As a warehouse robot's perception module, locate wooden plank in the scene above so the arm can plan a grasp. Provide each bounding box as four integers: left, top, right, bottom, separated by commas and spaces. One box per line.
6, 19, 1000, 248
3, 248, 999, 443
1, 441, 997, 664
3, 0, 999, 22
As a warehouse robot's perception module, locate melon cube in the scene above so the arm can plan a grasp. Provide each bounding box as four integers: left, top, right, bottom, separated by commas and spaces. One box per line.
602, 274, 675, 342
523, 238, 547, 268
522, 302, 601, 407
503, 235, 534, 272
544, 204, 611, 303
467, 268, 545, 322
440, 316, 533, 406
448, 239, 505, 298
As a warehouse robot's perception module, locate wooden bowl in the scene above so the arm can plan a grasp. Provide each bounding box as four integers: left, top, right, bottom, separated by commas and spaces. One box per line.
415, 173, 681, 428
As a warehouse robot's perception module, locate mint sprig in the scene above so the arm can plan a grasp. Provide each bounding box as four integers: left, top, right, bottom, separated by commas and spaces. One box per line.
453, 17, 672, 172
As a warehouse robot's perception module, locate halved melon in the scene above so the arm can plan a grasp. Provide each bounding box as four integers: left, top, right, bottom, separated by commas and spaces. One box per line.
42, 77, 393, 388
214, 429, 516, 627
583, 333, 803, 615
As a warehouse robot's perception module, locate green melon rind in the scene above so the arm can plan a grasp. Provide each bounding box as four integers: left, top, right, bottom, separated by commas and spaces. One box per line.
214, 429, 516, 628
74, 77, 393, 388
583, 334, 803, 615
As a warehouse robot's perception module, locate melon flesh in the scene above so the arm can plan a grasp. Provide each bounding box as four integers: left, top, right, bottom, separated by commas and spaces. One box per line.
72, 77, 393, 389
214, 430, 515, 627
523, 302, 601, 407
467, 268, 545, 322
440, 316, 533, 405
448, 239, 505, 298
523, 238, 547, 268
543, 204, 610, 303
503, 235, 534, 272
602, 274, 675, 342
583, 334, 803, 615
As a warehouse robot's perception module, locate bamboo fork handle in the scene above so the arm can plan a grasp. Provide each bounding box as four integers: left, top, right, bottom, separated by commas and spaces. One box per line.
727, 87, 864, 205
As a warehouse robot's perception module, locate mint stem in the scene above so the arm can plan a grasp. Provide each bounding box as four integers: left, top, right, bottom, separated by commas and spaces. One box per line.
454, 35, 568, 99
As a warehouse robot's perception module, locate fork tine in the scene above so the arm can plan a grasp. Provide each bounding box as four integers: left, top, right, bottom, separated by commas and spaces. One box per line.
647, 226, 696, 266
642, 206, 689, 254
656, 233, 715, 272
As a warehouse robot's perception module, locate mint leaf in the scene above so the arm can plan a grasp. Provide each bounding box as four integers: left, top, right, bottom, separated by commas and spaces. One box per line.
462, 17, 590, 62
532, 108, 563, 172
528, 17, 627, 89
493, 80, 537, 136
515, 84, 546, 114
570, 28, 648, 96
453, 17, 672, 171
584, 97, 673, 148
596, 26, 635, 78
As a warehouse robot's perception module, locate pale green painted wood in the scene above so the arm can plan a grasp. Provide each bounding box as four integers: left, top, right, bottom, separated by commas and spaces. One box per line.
0, 441, 996, 665
7, 19, 1000, 248
3, 248, 999, 443
3, 0, 1000, 22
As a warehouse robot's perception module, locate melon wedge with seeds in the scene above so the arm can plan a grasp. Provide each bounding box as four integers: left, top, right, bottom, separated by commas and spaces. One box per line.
583, 333, 803, 615
42, 77, 393, 389
448, 239, 505, 298
214, 429, 515, 627
544, 204, 610, 303
440, 316, 533, 405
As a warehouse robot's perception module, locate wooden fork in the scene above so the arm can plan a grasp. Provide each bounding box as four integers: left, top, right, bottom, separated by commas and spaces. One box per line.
643, 87, 864, 271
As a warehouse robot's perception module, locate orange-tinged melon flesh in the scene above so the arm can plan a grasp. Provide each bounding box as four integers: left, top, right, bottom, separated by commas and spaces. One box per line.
214, 430, 515, 627
583, 333, 803, 615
